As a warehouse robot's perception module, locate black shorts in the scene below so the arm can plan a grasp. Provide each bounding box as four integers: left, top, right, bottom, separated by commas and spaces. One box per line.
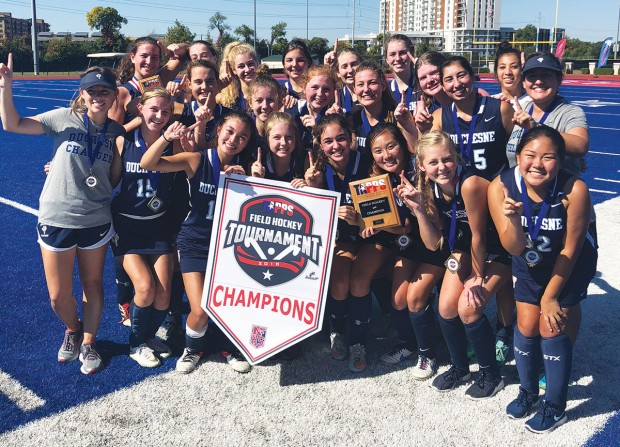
514, 240, 597, 308
400, 238, 450, 268
37, 222, 114, 252
177, 236, 210, 273
111, 214, 173, 257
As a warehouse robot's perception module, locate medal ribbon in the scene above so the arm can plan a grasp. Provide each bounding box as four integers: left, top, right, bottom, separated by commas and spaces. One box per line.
83, 110, 110, 173
326, 151, 358, 201
519, 176, 554, 243
391, 70, 415, 108
450, 96, 485, 163
361, 108, 386, 137
342, 87, 353, 113
137, 129, 161, 193
527, 96, 561, 127
210, 148, 239, 190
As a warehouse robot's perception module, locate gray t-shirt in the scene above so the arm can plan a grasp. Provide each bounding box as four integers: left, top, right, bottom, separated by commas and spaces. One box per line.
37, 108, 125, 228
508, 95, 588, 176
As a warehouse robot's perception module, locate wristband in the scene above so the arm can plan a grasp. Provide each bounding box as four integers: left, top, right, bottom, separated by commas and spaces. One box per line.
162, 134, 172, 143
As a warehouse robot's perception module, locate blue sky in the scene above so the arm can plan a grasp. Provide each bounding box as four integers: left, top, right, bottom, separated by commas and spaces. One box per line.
0, 0, 617, 44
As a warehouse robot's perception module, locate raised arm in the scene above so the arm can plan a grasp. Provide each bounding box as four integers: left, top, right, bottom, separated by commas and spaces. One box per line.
140, 121, 201, 178
487, 177, 527, 256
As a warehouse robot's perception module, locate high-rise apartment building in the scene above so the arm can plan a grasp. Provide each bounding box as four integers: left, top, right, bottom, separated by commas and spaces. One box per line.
379, 0, 501, 56
0, 12, 50, 40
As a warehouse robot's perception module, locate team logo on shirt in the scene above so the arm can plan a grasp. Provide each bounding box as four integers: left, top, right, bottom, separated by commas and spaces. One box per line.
222, 195, 322, 286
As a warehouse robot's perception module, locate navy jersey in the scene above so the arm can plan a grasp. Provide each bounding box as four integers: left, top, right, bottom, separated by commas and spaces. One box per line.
350, 105, 396, 155
339, 87, 359, 116
284, 81, 301, 100
112, 130, 175, 218
119, 77, 142, 125
177, 149, 228, 243
501, 166, 595, 282
264, 152, 304, 183
433, 166, 471, 253
179, 102, 232, 147
389, 72, 416, 111
441, 94, 509, 181
286, 101, 328, 152
323, 150, 370, 242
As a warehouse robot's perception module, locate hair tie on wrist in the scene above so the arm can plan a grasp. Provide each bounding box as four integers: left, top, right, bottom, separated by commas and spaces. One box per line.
162, 134, 171, 142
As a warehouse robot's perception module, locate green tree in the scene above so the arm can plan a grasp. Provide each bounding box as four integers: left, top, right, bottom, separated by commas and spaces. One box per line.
165, 20, 195, 45
306, 37, 329, 62
235, 25, 255, 44
86, 6, 127, 48
0, 37, 33, 72
42, 37, 90, 71
255, 39, 269, 59
270, 22, 287, 55
514, 24, 537, 55
209, 12, 231, 50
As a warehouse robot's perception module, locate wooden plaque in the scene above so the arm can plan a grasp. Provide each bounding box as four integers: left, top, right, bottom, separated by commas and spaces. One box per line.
348, 174, 401, 230
138, 75, 163, 93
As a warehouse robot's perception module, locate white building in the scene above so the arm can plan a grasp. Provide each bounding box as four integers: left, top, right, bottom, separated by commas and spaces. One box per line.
379, 0, 502, 58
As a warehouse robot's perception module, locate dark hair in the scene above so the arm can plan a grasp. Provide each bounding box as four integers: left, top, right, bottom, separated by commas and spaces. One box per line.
494, 42, 521, 75
312, 114, 354, 173
354, 60, 397, 110
282, 39, 313, 68
440, 56, 474, 84
185, 59, 219, 80
515, 125, 566, 163
216, 109, 258, 170
117, 36, 161, 84
386, 34, 414, 54
366, 123, 410, 176
189, 40, 218, 61
337, 47, 364, 65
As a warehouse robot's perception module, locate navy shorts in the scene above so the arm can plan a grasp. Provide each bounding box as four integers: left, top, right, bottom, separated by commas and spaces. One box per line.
111, 214, 173, 257
400, 239, 450, 268
514, 239, 597, 308
37, 222, 114, 252
177, 236, 210, 273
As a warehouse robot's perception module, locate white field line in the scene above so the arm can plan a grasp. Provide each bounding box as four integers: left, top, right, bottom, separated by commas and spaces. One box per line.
12, 95, 70, 103
590, 126, 620, 131
590, 188, 618, 194
0, 197, 38, 216
0, 370, 46, 412
594, 177, 620, 184
590, 151, 620, 156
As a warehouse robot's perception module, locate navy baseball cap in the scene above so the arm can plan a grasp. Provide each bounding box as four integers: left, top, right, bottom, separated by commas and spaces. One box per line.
523, 54, 563, 74
80, 70, 117, 90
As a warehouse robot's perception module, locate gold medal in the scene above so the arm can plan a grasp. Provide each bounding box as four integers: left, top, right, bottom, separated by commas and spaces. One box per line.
444, 253, 461, 274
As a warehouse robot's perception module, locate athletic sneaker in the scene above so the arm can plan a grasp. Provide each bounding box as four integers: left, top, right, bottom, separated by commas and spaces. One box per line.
525, 400, 568, 434
431, 366, 472, 392
348, 344, 367, 373
176, 348, 203, 374
411, 355, 437, 380
330, 332, 348, 361
506, 386, 539, 419
129, 344, 161, 368
58, 327, 83, 362
222, 350, 252, 373
380, 344, 415, 365
157, 317, 184, 348
147, 337, 172, 359
465, 370, 505, 400
495, 339, 511, 366
79, 343, 103, 375
118, 303, 131, 327
539, 375, 547, 391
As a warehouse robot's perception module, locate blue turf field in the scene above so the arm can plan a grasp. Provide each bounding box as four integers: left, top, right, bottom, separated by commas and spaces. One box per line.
1, 79, 619, 442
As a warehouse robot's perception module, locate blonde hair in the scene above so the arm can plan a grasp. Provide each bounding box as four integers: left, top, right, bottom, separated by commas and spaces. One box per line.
263, 112, 301, 155
217, 41, 263, 108
414, 130, 459, 215
138, 87, 174, 124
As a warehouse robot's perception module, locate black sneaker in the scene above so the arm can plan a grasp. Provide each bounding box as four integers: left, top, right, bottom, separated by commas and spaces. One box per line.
431, 365, 471, 392
506, 386, 539, 419
465, 369, 504, 400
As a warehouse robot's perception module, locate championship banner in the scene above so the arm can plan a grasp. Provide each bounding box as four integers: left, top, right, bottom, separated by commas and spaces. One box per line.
202, 175, 340, 365
598, 37, 613, 68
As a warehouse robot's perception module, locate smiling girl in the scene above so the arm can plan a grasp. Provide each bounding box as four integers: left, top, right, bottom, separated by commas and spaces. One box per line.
217, 42, 261, 113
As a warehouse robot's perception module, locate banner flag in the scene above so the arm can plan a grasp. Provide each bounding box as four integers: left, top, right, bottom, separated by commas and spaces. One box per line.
598, 37, 613, 68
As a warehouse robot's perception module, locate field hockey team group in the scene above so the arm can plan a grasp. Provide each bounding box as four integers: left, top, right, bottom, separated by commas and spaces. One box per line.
0, 32, 597, 434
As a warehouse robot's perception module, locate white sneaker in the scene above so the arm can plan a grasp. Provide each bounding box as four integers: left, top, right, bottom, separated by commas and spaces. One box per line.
223, 350, 252, 373
129, 344, 160, 368
411, 355, 437, 380
176, 348, 203, 374
380, 344, 415, 365
147, 337, 172, 358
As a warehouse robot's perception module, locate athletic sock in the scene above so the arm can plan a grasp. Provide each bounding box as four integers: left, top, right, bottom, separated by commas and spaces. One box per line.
348, 293, 372, 347
513, 326, 542, 395
496, 320, 514, 344
409, 305, 436, 359
390, 307, 417, 351
370, 277, 392, 314
168, 270, 184, 324
114, 258, 133, 306
541, 334, 572, 411
438, 314, 469, 373
328, 295, 348, 335
149, 307, 169, 339
464, 315, 500, 376
185, 324, 208, 352
129, 303, 153, 348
